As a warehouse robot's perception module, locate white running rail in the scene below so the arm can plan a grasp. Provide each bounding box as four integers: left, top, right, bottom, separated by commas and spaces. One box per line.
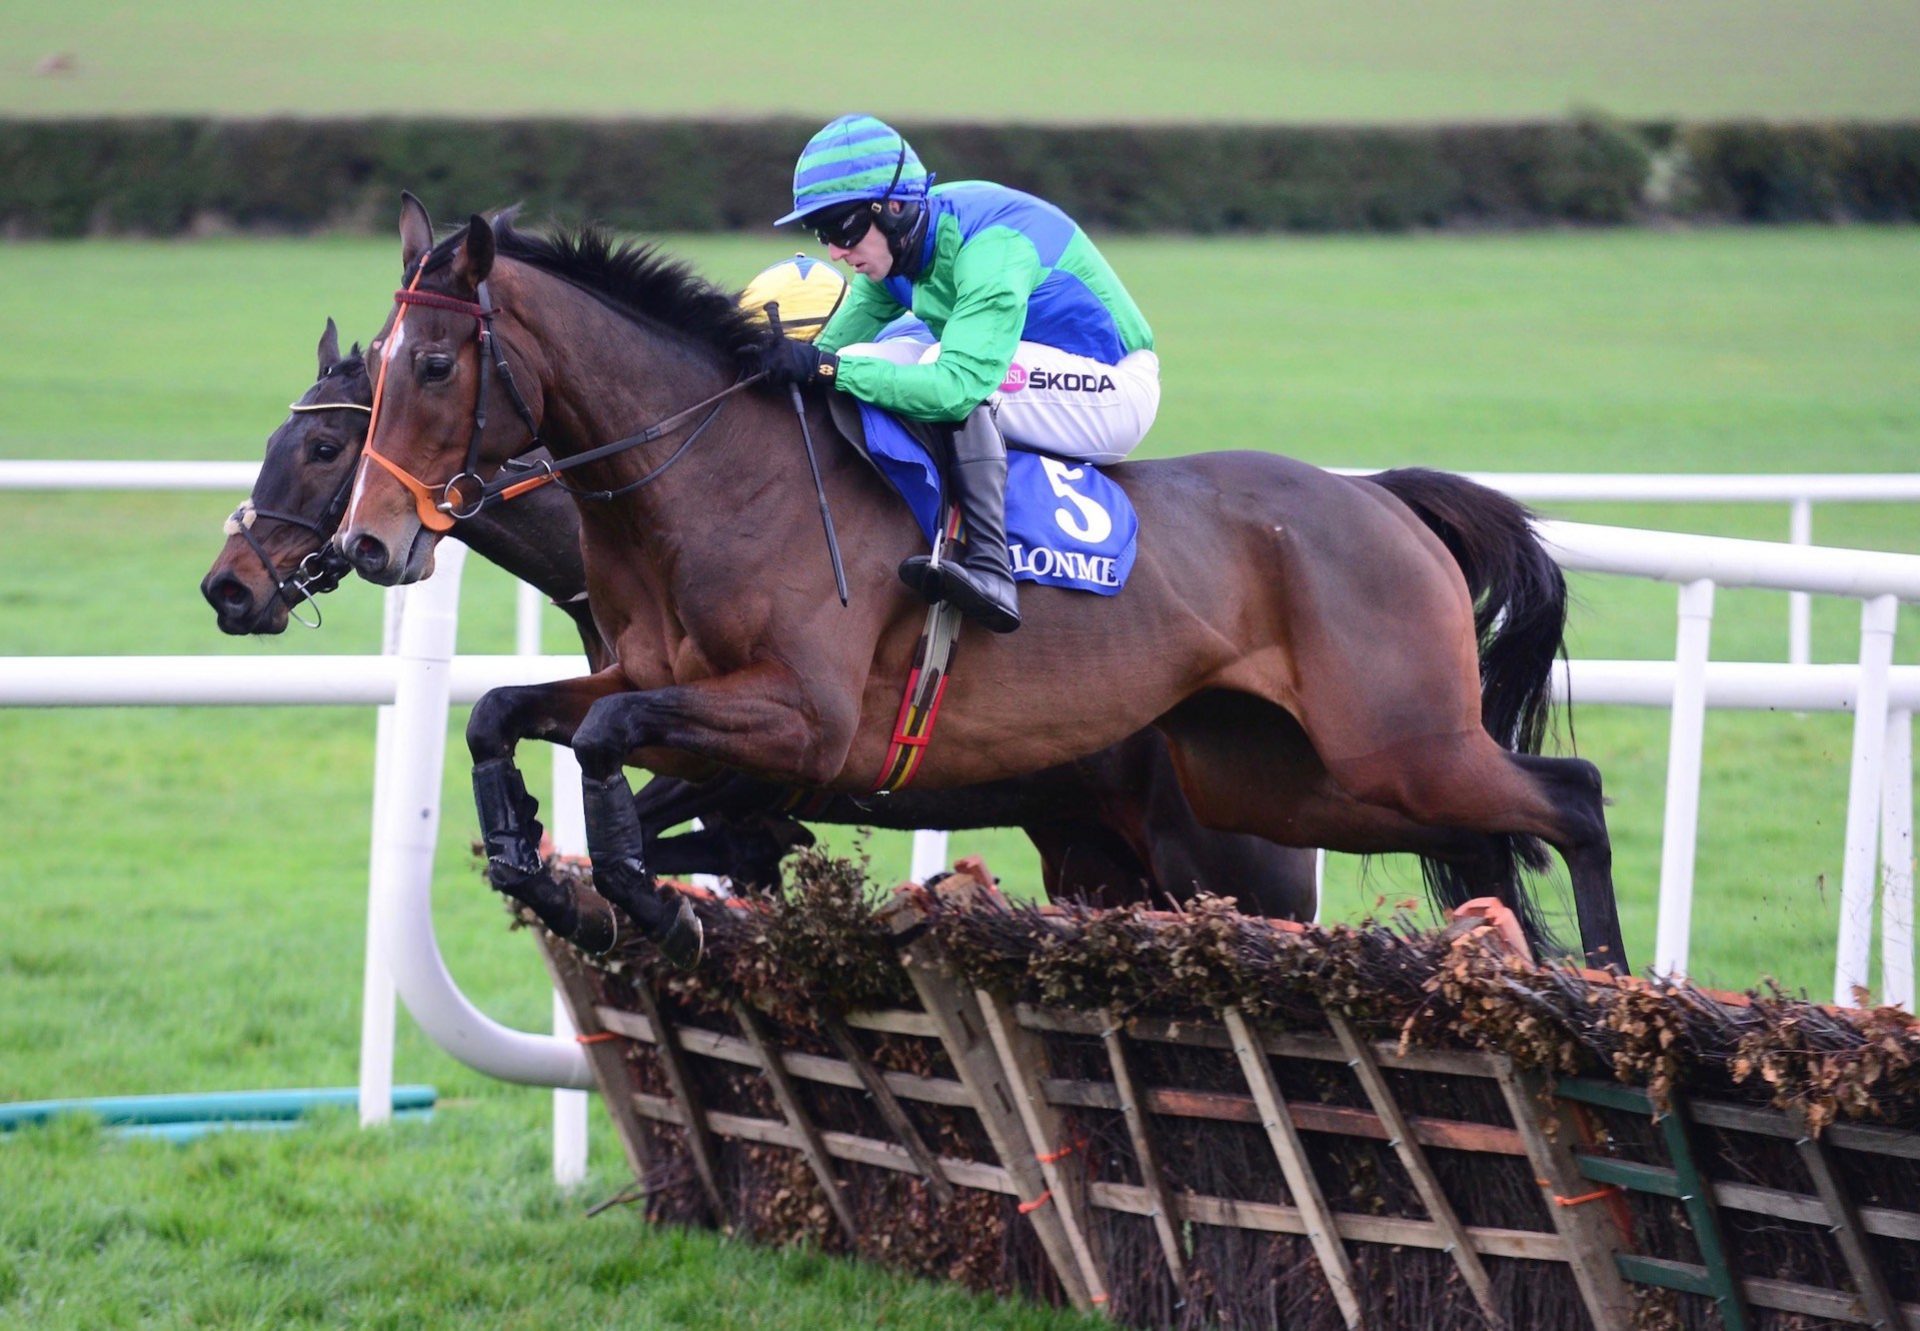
1, 468, 1914, 1114
17, 460, 1909, 663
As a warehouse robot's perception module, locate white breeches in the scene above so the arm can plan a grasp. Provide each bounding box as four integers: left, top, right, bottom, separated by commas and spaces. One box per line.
839, 339, 1161, 464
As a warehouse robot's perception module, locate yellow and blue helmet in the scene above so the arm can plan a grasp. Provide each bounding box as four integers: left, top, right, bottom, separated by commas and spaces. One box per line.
774, 114, 929, 227
738, 253, 848, 343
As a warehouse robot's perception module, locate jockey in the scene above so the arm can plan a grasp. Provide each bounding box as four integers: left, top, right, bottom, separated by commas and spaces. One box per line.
758, 114, 1159, 634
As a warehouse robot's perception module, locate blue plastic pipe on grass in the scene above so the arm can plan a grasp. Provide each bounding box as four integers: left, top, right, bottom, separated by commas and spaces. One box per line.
0, 1085, 437, 1131
110, 1107, 435, 1143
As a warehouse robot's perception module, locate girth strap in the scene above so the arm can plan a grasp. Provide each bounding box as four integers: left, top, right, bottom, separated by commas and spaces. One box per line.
874, 504, 965, 793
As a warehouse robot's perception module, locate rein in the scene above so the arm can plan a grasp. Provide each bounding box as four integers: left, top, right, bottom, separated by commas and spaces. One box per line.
359, 269, 765, 530
488, 374, 757, 505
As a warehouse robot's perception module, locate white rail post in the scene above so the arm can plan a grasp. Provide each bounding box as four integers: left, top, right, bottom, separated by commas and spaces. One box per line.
1883, 709, 1915, 1011
514, 582, 543, 658
1789, 498, 1813, 666
1654, 579, 1716, 979
358, 586, 407, 1127
378, 545, 590, 1090
551, 753, 587, 853
551, 741, 591, 1164
520, 581, 591, 1187
910, 829, 950, 884
1835, 595, 1900, 1006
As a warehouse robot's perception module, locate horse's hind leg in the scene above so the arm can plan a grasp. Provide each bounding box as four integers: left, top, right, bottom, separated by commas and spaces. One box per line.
1324, 730, 1625, 970
1127, 733, 1320, 920
1511, 753, 1624, 971
1024, 819, 1157, 907
1154, 692, 1526, 918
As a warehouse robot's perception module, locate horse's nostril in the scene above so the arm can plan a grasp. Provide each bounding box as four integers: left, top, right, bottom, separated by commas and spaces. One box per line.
348, 533, 389, 575
208, 574, 252, 614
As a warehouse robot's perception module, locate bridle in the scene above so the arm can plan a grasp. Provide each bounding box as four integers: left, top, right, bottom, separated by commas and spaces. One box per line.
223, 397, 367, 628
359, 263, 766, 533
359, 271, 546, 532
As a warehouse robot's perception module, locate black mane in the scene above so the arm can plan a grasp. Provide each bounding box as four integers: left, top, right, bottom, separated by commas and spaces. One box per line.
424, 218, 778, 369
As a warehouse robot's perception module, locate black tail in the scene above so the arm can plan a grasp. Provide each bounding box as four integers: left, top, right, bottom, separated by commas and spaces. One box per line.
1365, 467, 1570, 948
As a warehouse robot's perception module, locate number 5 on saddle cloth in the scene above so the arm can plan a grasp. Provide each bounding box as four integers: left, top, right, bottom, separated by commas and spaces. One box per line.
858, 402, 1139, 594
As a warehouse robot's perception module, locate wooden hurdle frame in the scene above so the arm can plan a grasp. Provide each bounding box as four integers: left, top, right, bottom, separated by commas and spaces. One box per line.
539, 883, 1920, 1330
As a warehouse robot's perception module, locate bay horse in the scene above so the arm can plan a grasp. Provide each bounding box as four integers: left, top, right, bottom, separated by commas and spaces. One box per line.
201, 315, 1321, 918
338, 199, 1624, 970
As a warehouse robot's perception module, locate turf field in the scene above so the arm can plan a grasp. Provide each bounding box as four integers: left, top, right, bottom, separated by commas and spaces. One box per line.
5, 0, 1920, 122
2, 227, 1917, 1327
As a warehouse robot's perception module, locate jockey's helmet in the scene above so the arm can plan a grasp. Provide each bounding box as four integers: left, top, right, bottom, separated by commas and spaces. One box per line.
738, 254, 848, 343
776, 114, 932, 278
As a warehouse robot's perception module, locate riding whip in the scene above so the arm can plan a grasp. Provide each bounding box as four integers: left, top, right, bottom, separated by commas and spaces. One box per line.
766, 301, 849, 606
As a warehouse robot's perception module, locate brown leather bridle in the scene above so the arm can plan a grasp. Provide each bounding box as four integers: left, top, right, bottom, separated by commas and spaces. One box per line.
360, 265, 764, 531
360, 270, 545, 532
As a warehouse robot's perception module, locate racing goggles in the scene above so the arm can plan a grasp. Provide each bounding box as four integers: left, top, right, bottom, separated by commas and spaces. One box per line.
811, 202, 876, 250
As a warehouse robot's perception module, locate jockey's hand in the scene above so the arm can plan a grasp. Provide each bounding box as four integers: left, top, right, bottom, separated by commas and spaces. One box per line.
757, 337, 839, 388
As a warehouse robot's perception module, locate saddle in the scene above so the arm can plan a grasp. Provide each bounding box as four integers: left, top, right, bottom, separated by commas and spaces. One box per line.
824, 393, 942, 475
823, 396, 1138, 597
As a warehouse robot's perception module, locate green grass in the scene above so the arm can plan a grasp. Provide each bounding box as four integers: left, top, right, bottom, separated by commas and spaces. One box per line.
3, 228, 1918, 1327
0, 1114, 1095, 1331
5, 0, 1920, 122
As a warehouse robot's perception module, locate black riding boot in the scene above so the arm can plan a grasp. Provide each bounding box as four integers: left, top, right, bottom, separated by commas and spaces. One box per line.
898, 406, 1022, 633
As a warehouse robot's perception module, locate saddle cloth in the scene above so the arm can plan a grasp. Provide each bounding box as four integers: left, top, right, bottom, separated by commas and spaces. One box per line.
853, 401, 1138, 596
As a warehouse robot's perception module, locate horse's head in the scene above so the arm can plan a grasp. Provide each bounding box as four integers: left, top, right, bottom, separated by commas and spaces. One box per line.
339, 194, 541, 585
200, 318, 371, 633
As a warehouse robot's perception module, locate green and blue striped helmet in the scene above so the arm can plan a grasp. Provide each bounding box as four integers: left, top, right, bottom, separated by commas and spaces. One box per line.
775, 114, 930, 226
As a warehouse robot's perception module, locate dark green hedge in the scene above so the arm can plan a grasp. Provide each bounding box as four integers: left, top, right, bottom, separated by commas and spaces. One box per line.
1677, 121, 1920, 222
2, 116, 1915, 238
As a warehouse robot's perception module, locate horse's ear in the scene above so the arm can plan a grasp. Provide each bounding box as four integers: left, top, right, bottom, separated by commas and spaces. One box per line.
452, 213, 495, 288
317, 317, 340, 374
399, 191, 434, 272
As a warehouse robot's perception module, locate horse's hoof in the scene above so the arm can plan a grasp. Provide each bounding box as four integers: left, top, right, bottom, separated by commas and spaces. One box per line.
656, 897, 704, 970
571, 893, 621, 956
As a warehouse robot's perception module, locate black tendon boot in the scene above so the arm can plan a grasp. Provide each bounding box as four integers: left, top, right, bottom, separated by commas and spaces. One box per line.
579, 772, 704, 968
898, 406, 1022, 633
472, 758, 618, 954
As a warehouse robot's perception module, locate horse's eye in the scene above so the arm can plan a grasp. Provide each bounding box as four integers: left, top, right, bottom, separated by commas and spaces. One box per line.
421, 355, 454, 383
308, 439, 342, 464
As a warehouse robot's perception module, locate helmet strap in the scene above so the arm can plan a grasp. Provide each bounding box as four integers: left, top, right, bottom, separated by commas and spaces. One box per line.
871, 137, 930, 279
875, 199, 930, 279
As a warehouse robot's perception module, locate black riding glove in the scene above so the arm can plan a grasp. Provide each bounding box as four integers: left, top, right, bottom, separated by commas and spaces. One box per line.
757, 337, 839, 388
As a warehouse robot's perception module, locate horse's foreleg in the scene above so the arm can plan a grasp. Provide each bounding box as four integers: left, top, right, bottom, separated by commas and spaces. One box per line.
648, 814, 816, 891
571, 667, 851, 967
466, 668, 632, 953
1022, 819, 1155, 908
632, 769, 802, 838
